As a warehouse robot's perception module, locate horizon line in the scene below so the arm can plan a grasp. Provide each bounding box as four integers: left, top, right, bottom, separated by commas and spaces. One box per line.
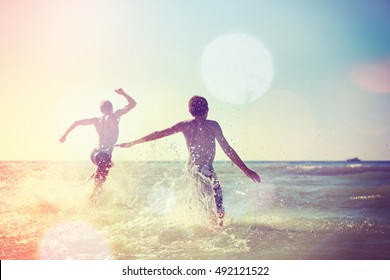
1, 159, 390, 163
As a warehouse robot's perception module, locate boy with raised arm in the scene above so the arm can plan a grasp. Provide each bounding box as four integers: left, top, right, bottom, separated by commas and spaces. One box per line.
117, 96, 260, 225
59, 88, 136, 202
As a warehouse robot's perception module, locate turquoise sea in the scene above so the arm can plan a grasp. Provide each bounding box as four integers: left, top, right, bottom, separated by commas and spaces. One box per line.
1, 160, 389, 260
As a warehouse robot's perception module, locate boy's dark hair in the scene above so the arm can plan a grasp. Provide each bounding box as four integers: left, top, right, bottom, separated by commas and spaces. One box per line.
100, 100, 113, 115
188, 96, 208, 116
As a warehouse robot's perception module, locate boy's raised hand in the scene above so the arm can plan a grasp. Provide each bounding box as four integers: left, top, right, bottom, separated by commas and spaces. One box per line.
115, 88, 126, 95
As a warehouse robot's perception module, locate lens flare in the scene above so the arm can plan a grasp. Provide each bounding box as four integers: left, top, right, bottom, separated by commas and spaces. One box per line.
40, 221, 111, 260
350, 59, 390, 94
201, 33, 274, 104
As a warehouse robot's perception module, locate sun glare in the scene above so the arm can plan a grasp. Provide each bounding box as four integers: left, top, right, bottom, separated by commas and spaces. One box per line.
201, 33, 274, 104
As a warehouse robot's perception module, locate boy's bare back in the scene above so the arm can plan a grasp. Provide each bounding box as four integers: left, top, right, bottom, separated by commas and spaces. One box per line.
177, 119, 221, 166
95, 112, 123, 149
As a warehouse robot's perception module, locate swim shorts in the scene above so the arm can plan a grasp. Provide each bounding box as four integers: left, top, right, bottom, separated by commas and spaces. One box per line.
90, 148, 113, 185
193, 164, 225, 219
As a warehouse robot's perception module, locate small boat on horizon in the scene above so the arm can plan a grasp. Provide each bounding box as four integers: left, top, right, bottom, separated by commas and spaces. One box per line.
346, 157, 362, 163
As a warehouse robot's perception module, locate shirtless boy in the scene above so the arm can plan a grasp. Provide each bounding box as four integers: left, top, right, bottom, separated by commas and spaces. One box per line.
59, 88, 136, 202
117, 96, 260, 225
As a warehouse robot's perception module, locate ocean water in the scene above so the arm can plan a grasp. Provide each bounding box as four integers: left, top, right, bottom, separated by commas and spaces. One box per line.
1, 160, 390, 260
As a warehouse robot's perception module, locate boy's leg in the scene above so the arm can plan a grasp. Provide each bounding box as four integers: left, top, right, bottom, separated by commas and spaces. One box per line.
90, 150, 112, 202
212, 181, 225, 220
195, 165, 225, 225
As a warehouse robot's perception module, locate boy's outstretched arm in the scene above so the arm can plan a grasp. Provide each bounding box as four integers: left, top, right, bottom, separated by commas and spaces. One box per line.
59, 118, 97, 143
115, 88, 137, 116
214, 123, 261, 183
116, 122, 183, 148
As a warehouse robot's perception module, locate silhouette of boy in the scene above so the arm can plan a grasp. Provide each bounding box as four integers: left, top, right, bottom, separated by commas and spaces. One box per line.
117, 96, 260, 225
60, 88, 136, 202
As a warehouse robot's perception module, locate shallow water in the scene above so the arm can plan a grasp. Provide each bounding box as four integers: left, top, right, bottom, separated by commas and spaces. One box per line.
1, 161, 389, 260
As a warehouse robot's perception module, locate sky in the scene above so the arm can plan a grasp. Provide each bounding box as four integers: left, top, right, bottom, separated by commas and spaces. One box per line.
1, 0, 390, 161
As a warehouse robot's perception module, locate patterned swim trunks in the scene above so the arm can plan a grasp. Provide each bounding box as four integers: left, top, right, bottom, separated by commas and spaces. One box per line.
90, 148, 113, 185
193, 164, 225, 220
